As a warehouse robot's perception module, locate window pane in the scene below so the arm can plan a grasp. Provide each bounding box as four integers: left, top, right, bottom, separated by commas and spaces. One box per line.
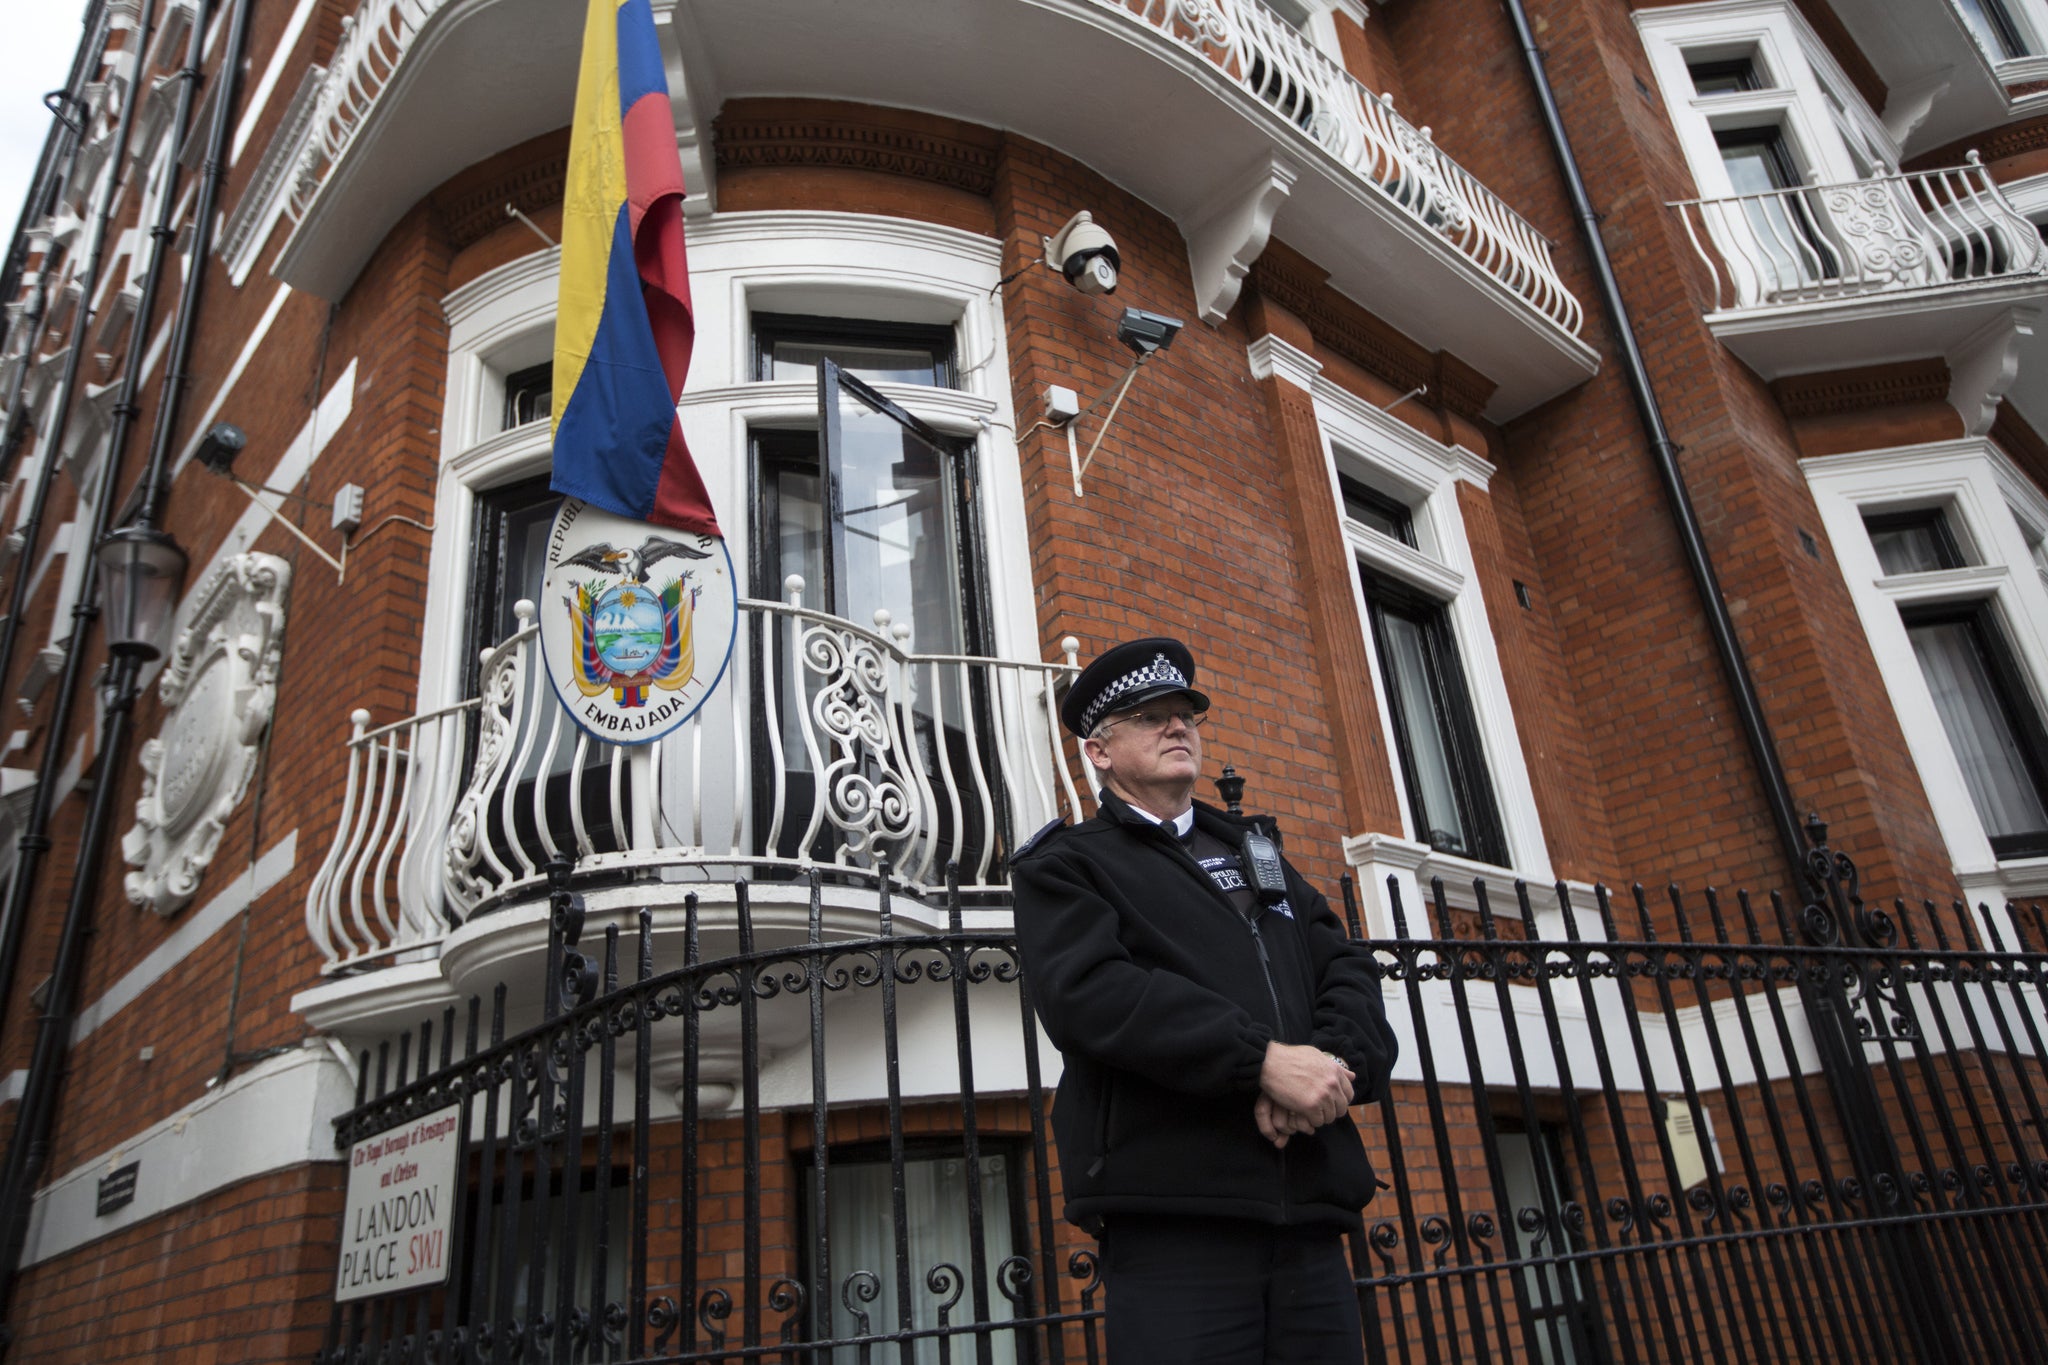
1909, 617, 2048, 842
1717, 130, 1835, 291
1865, 509, 1964, 575
1957, 0, 2030, 59
1339, 474, 1415, 546
774, 462, 826, 765
808, 1154, 1018, 1365
1869, 525, 1949, 575
1382, 612, 1471, 853
1718, 136, 1793, 195
836, 402, 965, 657
503, 362, 552, 431
773, 340, 940, 386
1687, 58, 1760, 95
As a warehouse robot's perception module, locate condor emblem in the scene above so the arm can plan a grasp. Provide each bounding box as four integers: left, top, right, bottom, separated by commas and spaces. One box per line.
539, 499, 737, 745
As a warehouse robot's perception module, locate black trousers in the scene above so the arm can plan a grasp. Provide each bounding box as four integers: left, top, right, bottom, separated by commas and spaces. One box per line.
1100, 1215, 1365, 1364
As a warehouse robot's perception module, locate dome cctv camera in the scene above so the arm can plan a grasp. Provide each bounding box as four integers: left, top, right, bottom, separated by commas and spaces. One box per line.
1043, 211, 1120, 296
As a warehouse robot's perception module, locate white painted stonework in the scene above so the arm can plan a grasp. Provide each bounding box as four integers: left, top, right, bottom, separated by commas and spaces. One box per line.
123, 552, 291, 916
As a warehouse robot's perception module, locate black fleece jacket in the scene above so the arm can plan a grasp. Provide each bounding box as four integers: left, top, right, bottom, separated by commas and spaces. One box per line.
1011, 791, 1397, 1234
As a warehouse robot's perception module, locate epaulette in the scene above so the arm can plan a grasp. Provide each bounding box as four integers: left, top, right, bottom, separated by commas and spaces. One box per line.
1010, 816, 1069, 862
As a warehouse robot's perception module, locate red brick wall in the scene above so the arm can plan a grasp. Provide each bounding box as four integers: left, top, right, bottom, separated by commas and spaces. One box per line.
6, 1164, 344, 1363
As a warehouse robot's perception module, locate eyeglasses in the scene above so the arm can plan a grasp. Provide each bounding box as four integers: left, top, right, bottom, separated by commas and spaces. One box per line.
1096, 706, 1207, 736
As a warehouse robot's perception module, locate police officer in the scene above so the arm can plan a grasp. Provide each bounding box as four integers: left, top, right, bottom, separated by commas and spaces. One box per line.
1012, 637, 1397, 1364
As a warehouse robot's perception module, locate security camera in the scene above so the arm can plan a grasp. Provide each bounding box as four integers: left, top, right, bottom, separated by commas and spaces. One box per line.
194, 423, 247, 476
1043, 211, 1120, 295
1115, 308, 1182, 357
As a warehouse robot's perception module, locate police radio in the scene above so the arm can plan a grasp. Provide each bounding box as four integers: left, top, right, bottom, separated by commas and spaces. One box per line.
1238, 828, 1288, 905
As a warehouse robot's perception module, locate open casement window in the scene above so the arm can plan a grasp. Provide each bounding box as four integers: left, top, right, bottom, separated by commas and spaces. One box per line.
463, 476, 630, 867
1901, 599, 2048, 860
1361, 569, 1508, 867
799, 1143, 1027, 1364
749, 360, 1002, 874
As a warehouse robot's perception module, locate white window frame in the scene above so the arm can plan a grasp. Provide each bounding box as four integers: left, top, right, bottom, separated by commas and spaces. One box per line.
1244, 338, 1552, 922
422, 209, 1034, 715
1804, 437, 2048, 904
1636, 0, 1899, 200
1951, 0, 2048, 80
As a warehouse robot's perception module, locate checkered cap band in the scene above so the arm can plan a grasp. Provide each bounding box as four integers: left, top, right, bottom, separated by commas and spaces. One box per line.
1081, 653, 1190, 734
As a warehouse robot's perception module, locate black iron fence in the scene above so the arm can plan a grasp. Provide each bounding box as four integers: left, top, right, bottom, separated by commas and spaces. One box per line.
320, 829, 2048, 1364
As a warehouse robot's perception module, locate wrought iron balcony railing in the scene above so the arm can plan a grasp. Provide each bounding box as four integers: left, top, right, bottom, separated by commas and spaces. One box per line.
1670, 156, 2048, 312
284, 0, 1580, 335
304, 582, 1084, 971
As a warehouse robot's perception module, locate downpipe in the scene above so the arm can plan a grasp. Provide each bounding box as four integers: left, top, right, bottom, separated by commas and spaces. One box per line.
0, 0, 253, 1343
1498, 0, 1959, 1357
0, 0, 110, 351
1494, 0, 1807, 881
0, 0, 144, 725
0, 0, 168, 1032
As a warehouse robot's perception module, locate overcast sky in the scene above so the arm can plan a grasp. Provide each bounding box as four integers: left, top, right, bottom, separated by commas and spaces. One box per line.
2, 1, 97, 240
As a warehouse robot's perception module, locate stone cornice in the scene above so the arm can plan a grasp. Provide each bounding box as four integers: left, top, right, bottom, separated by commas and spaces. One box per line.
713, 101, 1001, 198
1246, 334, 1322, 391
1906, 112, 2048, 172
1769, 358, 1951, 420
439, 152, 568, 252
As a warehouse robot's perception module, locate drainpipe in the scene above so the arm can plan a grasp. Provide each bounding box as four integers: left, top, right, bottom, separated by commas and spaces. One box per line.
0, 0, 251, 1341
1496, 0, 1806, 881
0, 0, 170, 1068
0, 0, 172, 1032
1499, 4, 1960, 1358
0, 0, 109, 363
0, 0, 126, 697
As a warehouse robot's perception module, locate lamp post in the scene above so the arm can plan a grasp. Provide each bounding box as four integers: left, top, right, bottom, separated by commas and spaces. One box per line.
94, 526, 187, 662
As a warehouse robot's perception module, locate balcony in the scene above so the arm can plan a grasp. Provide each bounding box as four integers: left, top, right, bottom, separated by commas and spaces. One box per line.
1827, 0, 2048, 157
275, 0, 1594, 418
301, 584, 1086, 993
1671, 159, 2048, 402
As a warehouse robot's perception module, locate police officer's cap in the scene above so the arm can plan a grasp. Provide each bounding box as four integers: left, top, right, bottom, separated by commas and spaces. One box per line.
1061, 637, 1211, 738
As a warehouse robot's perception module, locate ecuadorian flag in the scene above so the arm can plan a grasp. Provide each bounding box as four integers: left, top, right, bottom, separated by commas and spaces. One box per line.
551, 0, 721, 538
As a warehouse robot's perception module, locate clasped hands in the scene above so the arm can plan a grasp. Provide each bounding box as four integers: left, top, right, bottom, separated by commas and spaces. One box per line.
1255, 1042, 1355, 1149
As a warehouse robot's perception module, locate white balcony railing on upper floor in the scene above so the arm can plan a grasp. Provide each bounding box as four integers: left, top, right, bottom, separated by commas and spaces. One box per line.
1118, 0, 1582, 333
1671, 156, 2048, 312
304, 581, 1088, 971
285, 0, 1581, 335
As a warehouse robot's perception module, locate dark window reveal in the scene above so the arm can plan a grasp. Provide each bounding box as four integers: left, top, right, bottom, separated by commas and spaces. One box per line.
1902, 600, 2048, 860
1338, 474, 1418, 548
1864, 507, 1968, 576
1715, 126, 1839, 284
1362, 571, 1508, 866
502, 362, 553, 431
463, 475, 627, 859
753, 313, 956, 388
1687, 57, 1763, 95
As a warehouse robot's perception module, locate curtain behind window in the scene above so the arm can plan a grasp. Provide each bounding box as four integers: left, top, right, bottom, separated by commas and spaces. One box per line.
810, 1153, 1019, 1364
1909, 617, 2048, 841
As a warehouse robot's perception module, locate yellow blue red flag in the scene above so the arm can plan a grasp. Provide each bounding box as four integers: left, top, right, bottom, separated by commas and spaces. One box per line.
551, 0, 721, 538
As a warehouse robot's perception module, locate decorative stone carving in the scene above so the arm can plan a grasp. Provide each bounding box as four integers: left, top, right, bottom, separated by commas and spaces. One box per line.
122, 553, 291, 916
